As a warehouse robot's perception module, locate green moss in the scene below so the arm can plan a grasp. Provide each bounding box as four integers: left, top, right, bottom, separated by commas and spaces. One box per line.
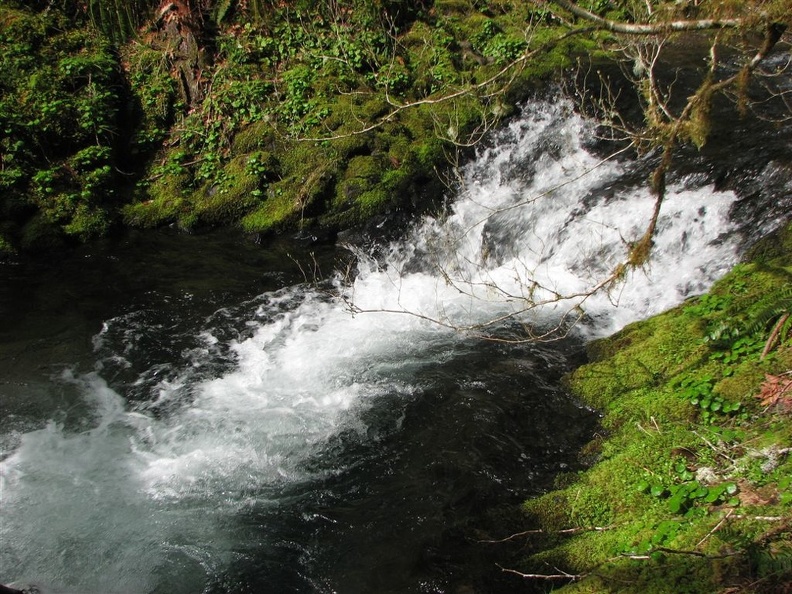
239, 185, 298, 233
231, 121, 277, 154
518, 232, 792, 592
191, 155, 262, 223
123, 171, 189, 228
18, 213, 65, 252
357, 188, 391, 214
336, 153, 381, 200
434, 0, 475, 16
0, 233, 15, 259
62, 203, 109, 240
745, 222, 792, 266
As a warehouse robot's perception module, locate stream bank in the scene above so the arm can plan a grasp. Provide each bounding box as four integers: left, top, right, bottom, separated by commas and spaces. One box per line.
507, 223, 792, 593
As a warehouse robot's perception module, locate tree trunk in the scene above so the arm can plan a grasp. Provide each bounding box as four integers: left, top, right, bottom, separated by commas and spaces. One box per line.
154, 0, 208, 108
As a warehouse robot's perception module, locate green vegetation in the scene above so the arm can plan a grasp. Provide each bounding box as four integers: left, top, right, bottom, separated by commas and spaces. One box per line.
510, 223, 792, 593
0, 3, 124, 253
0, 0, 598, 256
1, 0, 788, 256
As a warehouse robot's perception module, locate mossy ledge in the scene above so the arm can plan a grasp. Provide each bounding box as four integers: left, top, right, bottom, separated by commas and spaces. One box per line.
507, 223, 792, 593
0, 0, 591, 257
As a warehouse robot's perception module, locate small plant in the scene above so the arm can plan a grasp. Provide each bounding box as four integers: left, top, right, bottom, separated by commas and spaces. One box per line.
675, 374, 744, 423
683, 292, 733, 318
779, 476, 792, 505
624, 519, 684, 558
639, 462, 739, 515
709, 335, 764, 366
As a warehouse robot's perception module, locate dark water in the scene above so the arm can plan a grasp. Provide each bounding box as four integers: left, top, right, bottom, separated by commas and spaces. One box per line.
0, 229, 337, 436
0, 227, 597, 594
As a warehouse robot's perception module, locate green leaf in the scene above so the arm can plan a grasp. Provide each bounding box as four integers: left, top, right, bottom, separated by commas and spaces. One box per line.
693, 486, 709, 499
704, 487, 722, 503
668, 494, 685, 514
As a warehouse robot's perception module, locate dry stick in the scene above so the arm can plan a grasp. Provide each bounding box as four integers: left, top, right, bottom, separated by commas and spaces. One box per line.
761, 312, 790, 360
479, 525, 616, 544
622, 547, 741, 560
551, 0, 743, 34
497, 564, 586, 581
696, 508, 734, 548
728, 515, 784, 522
693, 430, 736, 465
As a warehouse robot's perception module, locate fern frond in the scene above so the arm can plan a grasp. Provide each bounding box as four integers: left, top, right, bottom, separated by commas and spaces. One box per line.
213, 0, 234, 24
742, 286, 792, 337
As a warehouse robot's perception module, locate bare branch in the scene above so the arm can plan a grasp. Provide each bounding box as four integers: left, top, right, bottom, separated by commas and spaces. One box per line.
497, 563, 586, 581
480, 525, 616, 544
551, 0, 744, 35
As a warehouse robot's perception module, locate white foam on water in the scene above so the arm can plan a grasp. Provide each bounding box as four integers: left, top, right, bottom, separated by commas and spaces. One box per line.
346, 100, 739, 338
0, 100, 743, 592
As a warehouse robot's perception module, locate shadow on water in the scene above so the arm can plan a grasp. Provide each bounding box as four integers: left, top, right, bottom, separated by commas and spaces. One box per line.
0, 228, 343, 423
212, 340, 599, 594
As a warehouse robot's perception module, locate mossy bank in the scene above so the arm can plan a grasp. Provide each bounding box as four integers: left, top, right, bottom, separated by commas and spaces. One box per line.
505, 223, 792, 592
0, 0, 592, 257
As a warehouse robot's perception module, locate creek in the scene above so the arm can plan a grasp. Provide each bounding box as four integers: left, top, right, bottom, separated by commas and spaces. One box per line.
1, 99, 790, 593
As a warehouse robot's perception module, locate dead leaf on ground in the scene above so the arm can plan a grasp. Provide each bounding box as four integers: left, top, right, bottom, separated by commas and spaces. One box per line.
756, 373, 792, 412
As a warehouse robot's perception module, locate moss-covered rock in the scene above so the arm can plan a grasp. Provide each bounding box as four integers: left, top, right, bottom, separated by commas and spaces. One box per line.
123, 170, 190, 229
1, 0, 606, 251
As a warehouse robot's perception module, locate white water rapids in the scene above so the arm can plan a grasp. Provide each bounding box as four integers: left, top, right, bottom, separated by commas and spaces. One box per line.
0, 100, 748, 593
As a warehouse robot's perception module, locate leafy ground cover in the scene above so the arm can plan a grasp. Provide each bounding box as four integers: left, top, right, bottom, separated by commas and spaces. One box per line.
507, 223, 792, 592
1, 0, 591, 256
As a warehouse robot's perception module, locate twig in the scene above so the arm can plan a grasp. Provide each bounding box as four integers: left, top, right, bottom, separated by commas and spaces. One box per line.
696, 509, 733, 548
623, 546, 740, 559
497, 564, 586, 581
761, 312, 790, 360
693, 430, 736, 464
479, 525, 616, 544
727, 515, 785, 522
553, 0, 744, 35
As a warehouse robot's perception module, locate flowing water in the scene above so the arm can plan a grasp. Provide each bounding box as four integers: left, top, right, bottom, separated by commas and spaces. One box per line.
1, 99, 790, 594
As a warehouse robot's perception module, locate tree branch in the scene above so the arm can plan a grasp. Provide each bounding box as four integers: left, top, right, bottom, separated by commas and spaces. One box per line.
551, 0, 743, 35
480, 525, 616, 544
297, 27, 594, 142
497, 563, 586, 581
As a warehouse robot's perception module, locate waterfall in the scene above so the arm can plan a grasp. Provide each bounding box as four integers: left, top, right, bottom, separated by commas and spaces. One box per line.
346, 100, 741, 338
0, 99, 753, 593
